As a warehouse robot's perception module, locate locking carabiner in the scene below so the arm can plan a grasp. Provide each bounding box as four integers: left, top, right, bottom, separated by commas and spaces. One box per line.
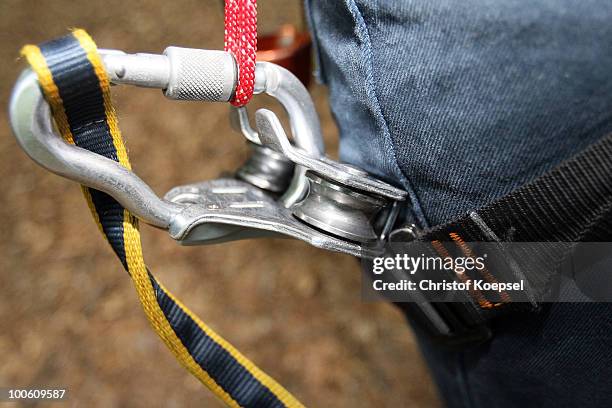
9, 45, 406, 258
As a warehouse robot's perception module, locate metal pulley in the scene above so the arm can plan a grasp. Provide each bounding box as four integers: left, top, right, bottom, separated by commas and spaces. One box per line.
10, 45, 407, 258
236, 142, 295, 194
292, 171, 387, 242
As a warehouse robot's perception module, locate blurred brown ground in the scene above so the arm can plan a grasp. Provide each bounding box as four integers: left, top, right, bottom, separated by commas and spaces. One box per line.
0, 1, 440, 406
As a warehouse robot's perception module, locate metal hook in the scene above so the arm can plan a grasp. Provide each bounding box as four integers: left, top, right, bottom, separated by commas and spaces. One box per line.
9, 57, 390, 257
9, 69, 182, 228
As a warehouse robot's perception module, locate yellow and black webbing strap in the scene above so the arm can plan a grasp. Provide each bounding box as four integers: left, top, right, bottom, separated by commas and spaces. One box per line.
21, 30, 304, 408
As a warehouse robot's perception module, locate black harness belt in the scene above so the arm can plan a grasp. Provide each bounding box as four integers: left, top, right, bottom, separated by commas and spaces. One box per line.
392, 131, 612, 347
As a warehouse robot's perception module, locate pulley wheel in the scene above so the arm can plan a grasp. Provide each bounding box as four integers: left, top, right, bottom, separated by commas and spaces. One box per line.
291, 171, 387, 242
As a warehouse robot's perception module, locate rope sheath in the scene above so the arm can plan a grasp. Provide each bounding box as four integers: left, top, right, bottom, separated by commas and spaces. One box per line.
224, 0, 257, 106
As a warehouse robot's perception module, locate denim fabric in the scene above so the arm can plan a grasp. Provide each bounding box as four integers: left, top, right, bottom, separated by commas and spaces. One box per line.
413, 303, 612, 407
306, 0, 612, 228
306, 1, 612, 406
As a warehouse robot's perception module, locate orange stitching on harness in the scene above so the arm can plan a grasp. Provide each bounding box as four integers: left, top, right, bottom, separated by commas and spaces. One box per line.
448, 232, 511, 305
430, 240, 494, 309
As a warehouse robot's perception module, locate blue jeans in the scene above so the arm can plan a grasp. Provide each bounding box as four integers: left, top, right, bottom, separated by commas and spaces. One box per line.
306, 1, 612, 406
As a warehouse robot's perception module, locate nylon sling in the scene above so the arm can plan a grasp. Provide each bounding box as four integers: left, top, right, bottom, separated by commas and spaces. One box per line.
22, 29, 304, 408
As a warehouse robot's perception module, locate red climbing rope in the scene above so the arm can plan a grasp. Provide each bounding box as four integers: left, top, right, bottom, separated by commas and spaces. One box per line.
224, 0, 257, 106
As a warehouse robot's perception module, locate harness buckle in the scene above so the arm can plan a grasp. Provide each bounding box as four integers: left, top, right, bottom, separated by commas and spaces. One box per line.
383, 225, 493, 348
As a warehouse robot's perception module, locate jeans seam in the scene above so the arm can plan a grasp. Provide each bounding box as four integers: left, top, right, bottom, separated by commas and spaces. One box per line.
345, 0, 429, 228
304, 0, 328, 84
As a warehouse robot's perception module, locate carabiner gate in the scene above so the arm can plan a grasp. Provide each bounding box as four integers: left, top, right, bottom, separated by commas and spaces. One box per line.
9, 46, 407, 258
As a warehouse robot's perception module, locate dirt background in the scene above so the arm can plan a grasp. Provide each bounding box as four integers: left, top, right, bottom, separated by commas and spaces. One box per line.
0, 1, 440, 406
